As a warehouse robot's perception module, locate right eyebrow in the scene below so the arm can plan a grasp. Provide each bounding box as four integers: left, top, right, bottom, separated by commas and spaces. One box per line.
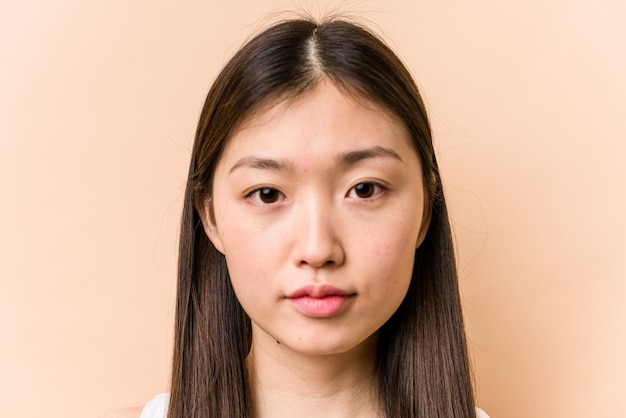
228, 157, 293, 174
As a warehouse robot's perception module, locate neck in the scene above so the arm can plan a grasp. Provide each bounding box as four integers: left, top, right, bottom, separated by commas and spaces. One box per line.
246, 329, 382, 418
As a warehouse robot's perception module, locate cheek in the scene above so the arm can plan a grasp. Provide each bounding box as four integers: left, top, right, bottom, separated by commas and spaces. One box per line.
370, 242, 415, 287
361, 212, 420, 291
220, 225, 267, 277
368, 208, 421, 262
216, 216, 284, 302
220, 234, 273, 317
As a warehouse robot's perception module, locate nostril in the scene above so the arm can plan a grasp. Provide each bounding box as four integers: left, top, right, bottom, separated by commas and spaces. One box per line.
298, 257, 339, 269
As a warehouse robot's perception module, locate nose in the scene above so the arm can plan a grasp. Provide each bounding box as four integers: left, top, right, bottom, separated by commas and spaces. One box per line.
292, 197, 345, 269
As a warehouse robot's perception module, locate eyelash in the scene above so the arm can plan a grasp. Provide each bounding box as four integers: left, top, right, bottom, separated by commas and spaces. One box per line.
346, 181, 387, 200
245, 187, 286, 205
245, 181, 387, 206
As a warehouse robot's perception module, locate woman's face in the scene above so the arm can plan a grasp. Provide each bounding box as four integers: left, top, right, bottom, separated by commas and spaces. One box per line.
200, 81, 427, 357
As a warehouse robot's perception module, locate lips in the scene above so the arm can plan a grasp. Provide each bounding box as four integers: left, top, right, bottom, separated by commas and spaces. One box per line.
288, 284, 355, 317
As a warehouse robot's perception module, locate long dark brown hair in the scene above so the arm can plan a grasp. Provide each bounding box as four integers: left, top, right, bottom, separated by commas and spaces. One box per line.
169, 16, 476, 418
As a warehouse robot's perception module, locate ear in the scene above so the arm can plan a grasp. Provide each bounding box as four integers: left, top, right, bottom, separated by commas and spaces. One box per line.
415, 203, 432, 249
415, 172, 436, 249
195, 196, 225, 254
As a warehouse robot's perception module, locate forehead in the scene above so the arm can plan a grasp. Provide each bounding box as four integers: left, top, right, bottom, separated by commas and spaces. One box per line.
219, 81, 416, 163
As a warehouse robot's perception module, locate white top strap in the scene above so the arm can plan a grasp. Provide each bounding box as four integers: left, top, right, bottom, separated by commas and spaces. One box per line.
140, 393, 169, 418
477, 407, 490, 417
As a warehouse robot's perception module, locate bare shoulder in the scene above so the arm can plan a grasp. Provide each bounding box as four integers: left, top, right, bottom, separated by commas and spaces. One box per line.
100, 405, 144, 418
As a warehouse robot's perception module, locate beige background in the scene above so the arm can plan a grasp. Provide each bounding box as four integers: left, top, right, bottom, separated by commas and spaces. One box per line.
1, 1, 625, 417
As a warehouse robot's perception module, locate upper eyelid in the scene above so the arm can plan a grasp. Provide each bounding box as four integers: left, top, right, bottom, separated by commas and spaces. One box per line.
243, 185, 282, 196
243, 181, 388, 194
346, 181, 388, 198
244, 186, 287, 205
240, 178, 391, 203
350, 180, 389, 190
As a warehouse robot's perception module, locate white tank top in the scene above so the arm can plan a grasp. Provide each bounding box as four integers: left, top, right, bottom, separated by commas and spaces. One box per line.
140, 393, 489, 417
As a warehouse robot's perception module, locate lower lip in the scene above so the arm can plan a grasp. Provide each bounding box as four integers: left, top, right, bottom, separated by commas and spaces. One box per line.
289, 295, 353, 317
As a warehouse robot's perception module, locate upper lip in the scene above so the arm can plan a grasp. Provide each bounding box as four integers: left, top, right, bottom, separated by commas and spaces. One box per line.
288, 284, 354, 298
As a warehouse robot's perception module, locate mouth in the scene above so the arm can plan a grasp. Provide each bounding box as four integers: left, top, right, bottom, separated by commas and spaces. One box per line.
288, 284, 354, 298
288, 284, 356, 317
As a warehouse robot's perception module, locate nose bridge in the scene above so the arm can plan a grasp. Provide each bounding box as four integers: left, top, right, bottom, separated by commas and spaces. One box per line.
293, 191, 344, 268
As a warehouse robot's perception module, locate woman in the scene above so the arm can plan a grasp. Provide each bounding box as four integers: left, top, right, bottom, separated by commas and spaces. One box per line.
109, 16, 487, 418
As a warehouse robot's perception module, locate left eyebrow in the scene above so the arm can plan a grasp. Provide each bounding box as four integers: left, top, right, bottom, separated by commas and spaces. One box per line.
338, 146, 404, 166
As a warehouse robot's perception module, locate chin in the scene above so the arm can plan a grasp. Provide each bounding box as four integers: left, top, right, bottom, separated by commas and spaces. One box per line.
280, 330, 379, 358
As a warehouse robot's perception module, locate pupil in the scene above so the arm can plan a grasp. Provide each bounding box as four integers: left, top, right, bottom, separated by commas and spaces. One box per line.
355, 183, 373, 198
260, 188, 278, 203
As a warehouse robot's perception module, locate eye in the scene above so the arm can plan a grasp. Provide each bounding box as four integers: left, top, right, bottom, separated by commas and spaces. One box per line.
347, 182, 386, 199
246, 187, 285, 205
